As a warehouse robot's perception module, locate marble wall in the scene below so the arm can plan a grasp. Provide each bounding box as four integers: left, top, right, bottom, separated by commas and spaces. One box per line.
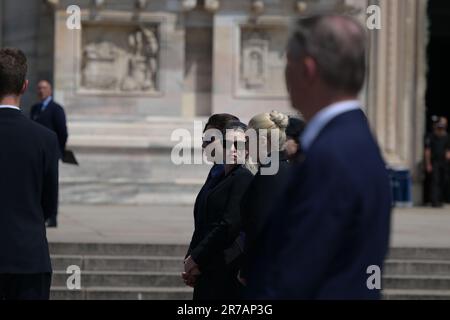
0, 0, 430, 204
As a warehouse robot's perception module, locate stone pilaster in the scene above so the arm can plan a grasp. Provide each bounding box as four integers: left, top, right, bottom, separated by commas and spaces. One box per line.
365, 0, 428, 203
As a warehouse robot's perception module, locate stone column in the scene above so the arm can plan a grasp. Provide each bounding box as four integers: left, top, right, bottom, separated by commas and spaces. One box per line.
365, 0, 428, 203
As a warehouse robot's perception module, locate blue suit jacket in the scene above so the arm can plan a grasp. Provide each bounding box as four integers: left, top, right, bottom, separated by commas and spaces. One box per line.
247, 109, 392, 300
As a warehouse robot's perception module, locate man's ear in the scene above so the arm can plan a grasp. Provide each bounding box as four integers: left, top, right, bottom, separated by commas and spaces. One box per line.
21, 80, 29, 95
303, 56, 318, 81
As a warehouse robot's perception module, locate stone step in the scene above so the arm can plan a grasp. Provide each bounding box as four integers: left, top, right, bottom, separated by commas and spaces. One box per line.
49, 243, 189, 257
50, 244, 449, 260
383, 289, 450, 300
384, 260, 450, 276
388, 248, 450, 261
52, 271, 183, 288
52, 255, 450, 274
51, 255, 184, 272
383, 275, 450, 290
60, 188, 198, 206
51, 287, 193, 300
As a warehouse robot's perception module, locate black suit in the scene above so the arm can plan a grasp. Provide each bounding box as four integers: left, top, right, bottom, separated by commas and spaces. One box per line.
187, 165, 253, 300
30, 99, 68, 159
30, 99, 67, 225
239, 152, 292, 285
0, 108, 59, 300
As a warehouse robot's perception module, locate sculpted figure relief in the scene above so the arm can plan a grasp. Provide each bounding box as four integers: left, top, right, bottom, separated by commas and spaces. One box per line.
81, 26, 159, 93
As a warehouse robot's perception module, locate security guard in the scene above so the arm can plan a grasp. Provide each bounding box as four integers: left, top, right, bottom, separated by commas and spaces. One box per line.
425, 117, 450, 207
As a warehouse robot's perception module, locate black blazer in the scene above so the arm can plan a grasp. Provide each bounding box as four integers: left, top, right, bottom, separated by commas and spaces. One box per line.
239, 152, 292, 281
248, 110, 392, 300
0, 108, 59, 273
187, 165, 254, 271
30, 100, 68, 158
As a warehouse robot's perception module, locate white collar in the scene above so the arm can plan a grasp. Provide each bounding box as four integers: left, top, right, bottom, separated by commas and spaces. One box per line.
301, 100, 361, 152
0, 105, 20, 111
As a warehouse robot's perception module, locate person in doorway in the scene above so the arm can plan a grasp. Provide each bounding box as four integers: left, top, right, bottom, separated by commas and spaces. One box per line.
425, 116, 450, 207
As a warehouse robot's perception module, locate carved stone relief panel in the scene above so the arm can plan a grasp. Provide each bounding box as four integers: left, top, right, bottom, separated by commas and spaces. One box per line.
80, 23, 159, 94
242, 37, 268, 89
238, 25, 288, 97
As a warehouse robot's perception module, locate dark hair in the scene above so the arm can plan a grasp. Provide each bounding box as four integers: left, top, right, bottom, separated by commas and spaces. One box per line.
223, 121, 248, 136
286, 117, 306, 142
288, 15, 366, 94
0, 48, 28, 98
204, 114, 240, 133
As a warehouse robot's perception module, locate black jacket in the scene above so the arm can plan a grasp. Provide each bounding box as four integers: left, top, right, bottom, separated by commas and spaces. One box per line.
188, 165, 254, 271
30, 100, 68, 158
0, 108, 59, 273
187, 165, 253, 300
239, 152, 292, 281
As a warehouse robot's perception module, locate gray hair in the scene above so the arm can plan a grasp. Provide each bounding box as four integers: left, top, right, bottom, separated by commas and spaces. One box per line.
287, 15, 367, 94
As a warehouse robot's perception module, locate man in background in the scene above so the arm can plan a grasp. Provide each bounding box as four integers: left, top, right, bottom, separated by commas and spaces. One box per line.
0, 48, 58, 300
30, 80, 68, 227
425, 116, 450, 207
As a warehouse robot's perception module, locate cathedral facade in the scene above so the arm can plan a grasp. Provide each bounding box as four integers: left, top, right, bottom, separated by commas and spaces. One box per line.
0, 0, 433, 204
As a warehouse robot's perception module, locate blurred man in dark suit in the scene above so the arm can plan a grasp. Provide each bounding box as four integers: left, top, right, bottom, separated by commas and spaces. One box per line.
424, 117, 450, 207
30, 80, 68, 159
0, 48, 59, 300
30, 80, 67, 227
247, 15, 392, 300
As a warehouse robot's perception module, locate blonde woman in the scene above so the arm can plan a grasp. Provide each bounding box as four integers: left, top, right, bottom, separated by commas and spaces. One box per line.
238, 111, 292, 289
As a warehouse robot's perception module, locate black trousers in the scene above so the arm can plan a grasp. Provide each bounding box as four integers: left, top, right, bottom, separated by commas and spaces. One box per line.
0, 273, 52, 300
193, 266, 242, 300
430, 162, 448, 205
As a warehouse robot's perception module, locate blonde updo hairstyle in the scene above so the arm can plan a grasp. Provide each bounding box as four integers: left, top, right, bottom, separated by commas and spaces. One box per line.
248, 111, 289, 152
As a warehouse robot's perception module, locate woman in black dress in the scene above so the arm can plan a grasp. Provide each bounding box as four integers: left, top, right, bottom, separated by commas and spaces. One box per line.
183, 120, 254, 300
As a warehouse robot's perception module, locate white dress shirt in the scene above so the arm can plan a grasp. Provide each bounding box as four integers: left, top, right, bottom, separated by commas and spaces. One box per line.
0, 105, 20, 111
40, 96, 53, 112
300, 100, 361, 153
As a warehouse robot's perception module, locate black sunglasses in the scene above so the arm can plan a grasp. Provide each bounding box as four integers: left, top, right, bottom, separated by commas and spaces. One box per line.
222, 139, 246, 150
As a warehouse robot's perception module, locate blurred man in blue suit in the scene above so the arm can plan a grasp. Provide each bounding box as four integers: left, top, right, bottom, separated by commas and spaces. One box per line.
247, 15, 392, 300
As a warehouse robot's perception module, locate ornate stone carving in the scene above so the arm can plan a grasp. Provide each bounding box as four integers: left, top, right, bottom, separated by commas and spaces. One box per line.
238, 26, 287, 96
251, 1, 265, 15
204, 0, 220, 12
82, 41, 123, 90
296, 1, 308, 13
241, 36, 268, 89
81, 26, 159, 93
182, 0, 197, 11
